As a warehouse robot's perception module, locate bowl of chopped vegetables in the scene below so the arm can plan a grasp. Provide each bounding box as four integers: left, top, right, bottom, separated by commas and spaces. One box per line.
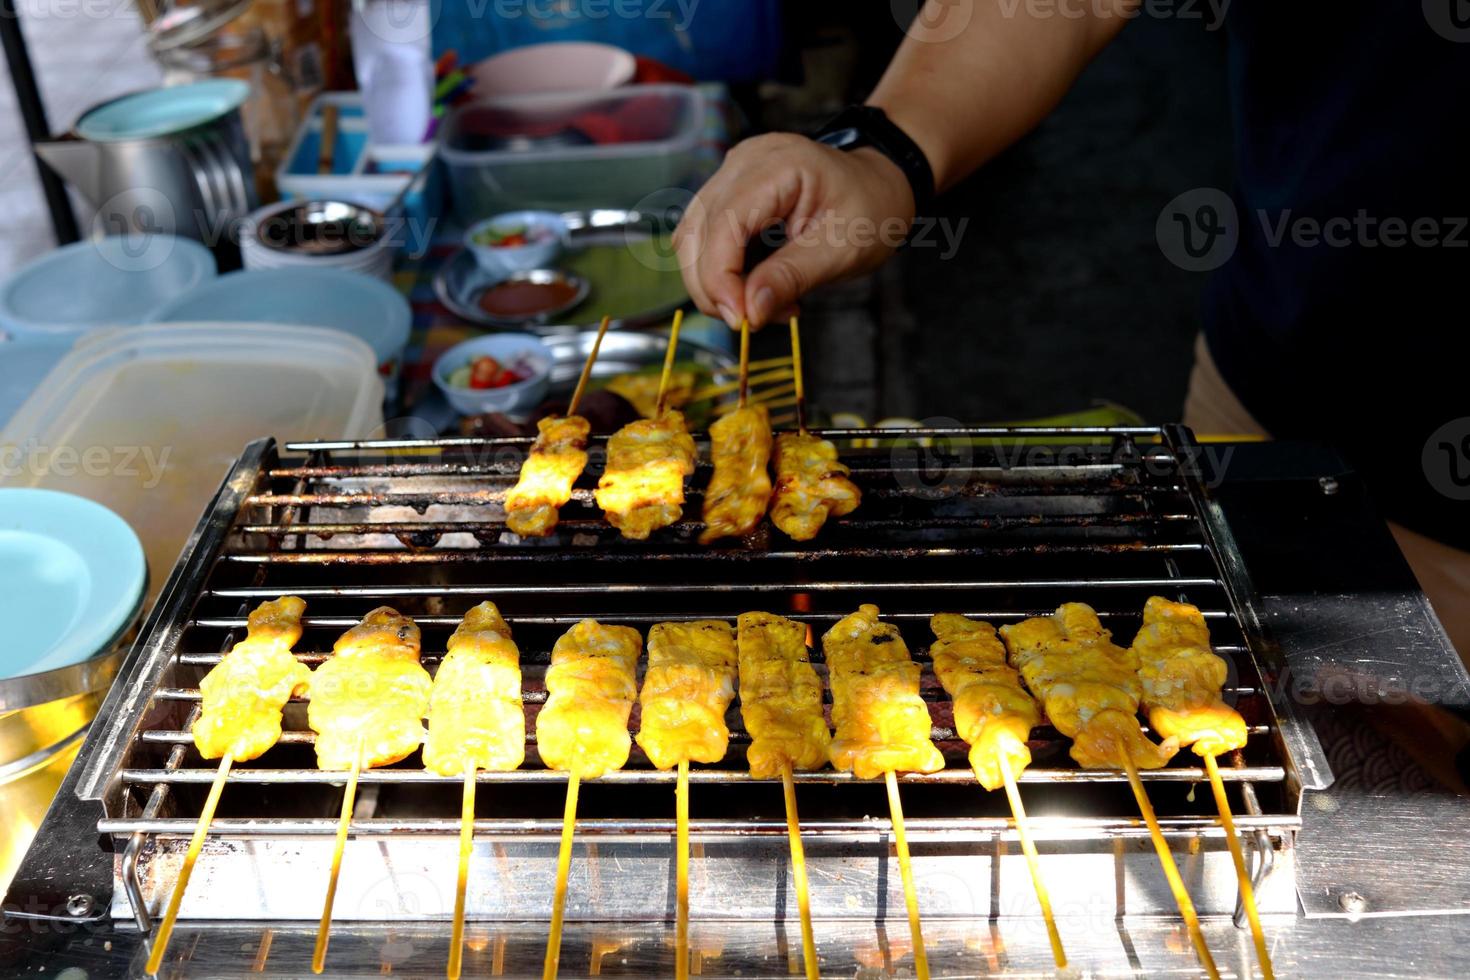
465, 211, 567, 276
433, 333, 554, 417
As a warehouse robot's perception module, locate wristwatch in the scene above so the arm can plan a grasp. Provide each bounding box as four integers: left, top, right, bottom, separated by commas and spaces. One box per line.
812, 105, 936, 214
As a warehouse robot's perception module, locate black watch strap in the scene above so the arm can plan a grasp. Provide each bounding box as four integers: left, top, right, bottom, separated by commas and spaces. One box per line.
812, 105, 936, 214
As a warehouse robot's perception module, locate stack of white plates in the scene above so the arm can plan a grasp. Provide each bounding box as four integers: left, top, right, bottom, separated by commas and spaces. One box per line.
240, 199, 396, 281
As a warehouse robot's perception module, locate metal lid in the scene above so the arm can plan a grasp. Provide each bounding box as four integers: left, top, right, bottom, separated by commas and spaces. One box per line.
146, 0, 253, 54
252, 200, 386, 257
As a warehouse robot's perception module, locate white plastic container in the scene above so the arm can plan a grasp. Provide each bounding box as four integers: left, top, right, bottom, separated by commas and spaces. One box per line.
440, 84, 708, 219
0, 323, 384, 607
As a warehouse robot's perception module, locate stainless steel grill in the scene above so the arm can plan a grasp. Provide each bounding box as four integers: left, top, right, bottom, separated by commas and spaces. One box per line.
68, 424, 1325, 939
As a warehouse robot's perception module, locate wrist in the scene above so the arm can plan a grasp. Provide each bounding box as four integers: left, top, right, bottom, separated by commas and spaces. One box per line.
812, 105, 936, 215
865, 96, 953, 194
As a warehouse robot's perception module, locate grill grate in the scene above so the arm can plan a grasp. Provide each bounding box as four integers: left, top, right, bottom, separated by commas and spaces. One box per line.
78, 425, 1317, 927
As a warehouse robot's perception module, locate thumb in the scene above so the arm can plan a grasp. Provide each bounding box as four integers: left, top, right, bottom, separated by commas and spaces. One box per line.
743, 238, 847, 329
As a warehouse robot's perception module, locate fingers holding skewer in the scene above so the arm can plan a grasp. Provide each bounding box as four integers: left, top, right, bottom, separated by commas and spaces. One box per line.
1204, 753, 1275, 980
145, 752, 234, 977
313, 737, 366, 974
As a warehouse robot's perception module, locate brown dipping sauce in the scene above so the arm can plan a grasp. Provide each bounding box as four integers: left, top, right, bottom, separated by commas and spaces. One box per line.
477, 279, 579, 318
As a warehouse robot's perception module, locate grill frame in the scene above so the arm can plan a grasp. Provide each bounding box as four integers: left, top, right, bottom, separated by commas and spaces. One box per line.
69, 424, 1327, 930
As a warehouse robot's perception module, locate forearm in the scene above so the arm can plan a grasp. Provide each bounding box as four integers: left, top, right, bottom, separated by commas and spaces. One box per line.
869, 0, 1139, 191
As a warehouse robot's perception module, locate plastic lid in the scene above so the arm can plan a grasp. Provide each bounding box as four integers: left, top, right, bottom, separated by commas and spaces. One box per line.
76, 79, 250, 142
0, 236, 217, 336
0, 488, 145, 679
0, 323, 384, 609
146, 268, 410, 363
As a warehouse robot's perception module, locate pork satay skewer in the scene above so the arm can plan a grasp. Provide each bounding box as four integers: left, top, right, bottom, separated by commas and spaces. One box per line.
1131, 597, 1272, 980
634, 621, 739, 980
594, 322, 700, 540
504, 316, 611, 537
701, 320, 774, 543
823, 606, 944, 980
537, 620, 645, 980
423, 603, 526, 979
1000, 604, 1217, 979
145, 597, 312, 976
770, 318, 861, 541
737, 613, 831, 980
307, 608, 433, 973
928, 614, 1067, 970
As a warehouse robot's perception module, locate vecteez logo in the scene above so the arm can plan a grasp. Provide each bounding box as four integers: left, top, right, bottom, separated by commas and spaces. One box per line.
1424, 0, 1470, 42
1156, 188, 1240, 272
1424, 418, 1470, 501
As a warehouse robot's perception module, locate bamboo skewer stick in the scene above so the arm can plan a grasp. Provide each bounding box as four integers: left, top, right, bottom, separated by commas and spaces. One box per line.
883, 770, 930, 980
312, 737, 365, 974
688, 367, 795, 405
448, 764, 477, 980
996, 753, 1067, 971
655, 310, 685, 416
1121, 755, 1219, 980
1204, 753, 1275, 980
542, 773, 581, 980
780, 764, 819, 980
676, 759, 691, 980
737, 319, 751, 410
789, 316, 808, 435
145, 752, 234, 976
567, 316, 613, 418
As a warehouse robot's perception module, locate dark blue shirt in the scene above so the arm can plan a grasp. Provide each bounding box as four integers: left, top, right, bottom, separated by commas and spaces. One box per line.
1204, 2, 1469, 548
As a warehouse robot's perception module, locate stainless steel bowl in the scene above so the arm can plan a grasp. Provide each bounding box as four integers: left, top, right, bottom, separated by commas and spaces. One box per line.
254, 200, 385, 257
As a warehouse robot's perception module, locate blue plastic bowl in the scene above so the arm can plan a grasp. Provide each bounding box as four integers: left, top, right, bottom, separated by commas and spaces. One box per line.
0, 236, 216, 337
465, 211, 567, 277
147, 267, 412, 394
432, 333, 554, 417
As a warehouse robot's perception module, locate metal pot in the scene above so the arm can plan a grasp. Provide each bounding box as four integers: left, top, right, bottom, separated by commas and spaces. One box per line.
0, 640, 133, 896
32, 80, 257, 248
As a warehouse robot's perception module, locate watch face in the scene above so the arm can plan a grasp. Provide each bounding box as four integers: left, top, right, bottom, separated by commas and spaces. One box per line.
819, 126, 865, 150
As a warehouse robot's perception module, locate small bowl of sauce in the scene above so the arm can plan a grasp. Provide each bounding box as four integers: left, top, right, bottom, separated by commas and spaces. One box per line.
474, 268, 590, 326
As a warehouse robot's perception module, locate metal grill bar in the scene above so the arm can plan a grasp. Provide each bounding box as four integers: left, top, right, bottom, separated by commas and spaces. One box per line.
101, 814, 1297, 839
114, 764, 1284, 787
201, 578, 1221, 598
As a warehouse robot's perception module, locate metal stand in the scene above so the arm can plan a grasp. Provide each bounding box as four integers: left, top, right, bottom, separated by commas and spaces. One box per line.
0, 0, 80, 245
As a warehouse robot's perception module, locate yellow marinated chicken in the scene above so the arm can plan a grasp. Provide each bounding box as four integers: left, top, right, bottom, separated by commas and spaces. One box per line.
700, 405, 773, 544
635, 620, 738, 770
536, 620, 644, 780
823, 605, 944, 780
929, 614, 1041, 792
1000, 603, 1177, 771
594, 410, 699, 540
736, 612, 831, 778
606, 370, 696, 418
423, 602, 525, 776
1131, 597, 1250, 758
505, 414, 591, 537
192, 596, 312, 761
307, 607, 433, 771
770, 432, 861, 541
